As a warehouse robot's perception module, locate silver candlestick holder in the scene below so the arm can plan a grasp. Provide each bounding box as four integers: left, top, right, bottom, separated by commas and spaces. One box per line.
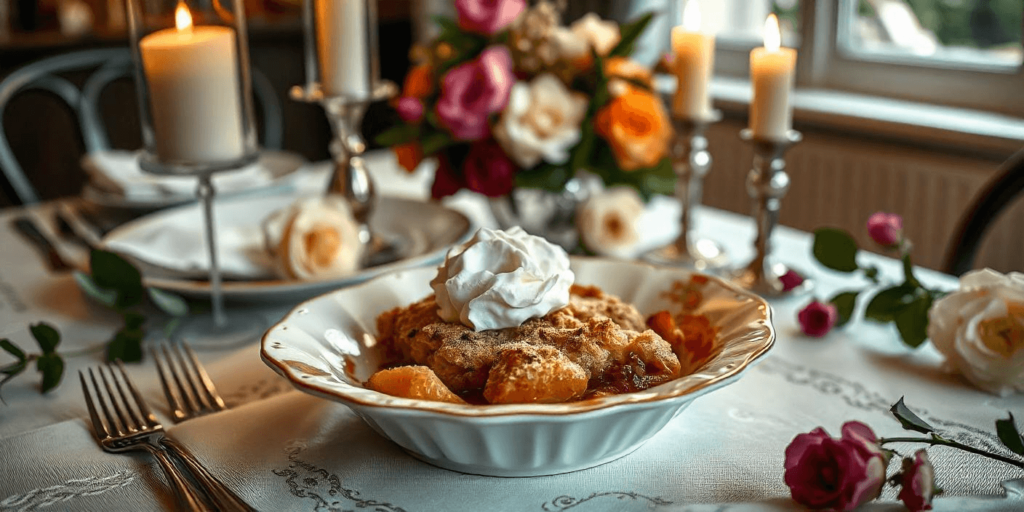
731, 129, 812, 297
643, 111, 729, 271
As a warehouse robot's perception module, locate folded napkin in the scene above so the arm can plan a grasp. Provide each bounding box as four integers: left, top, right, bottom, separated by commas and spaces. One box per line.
82, 150, 278, 200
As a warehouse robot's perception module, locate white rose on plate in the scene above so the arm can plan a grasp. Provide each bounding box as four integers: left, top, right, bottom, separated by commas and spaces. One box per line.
576, 187, 644, 259
927, 269, 1024, 396
494, 73, 588, 169
263, 196, 364, 281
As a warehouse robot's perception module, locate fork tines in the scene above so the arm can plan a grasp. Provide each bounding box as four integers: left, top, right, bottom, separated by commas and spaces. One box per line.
80, 361, 160, 441
153, 341, 227, 423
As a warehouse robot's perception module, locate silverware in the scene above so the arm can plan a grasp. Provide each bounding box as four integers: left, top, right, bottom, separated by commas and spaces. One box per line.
79, 362, 210, 511
12, 216, 72, 272
154, 342, 254, 511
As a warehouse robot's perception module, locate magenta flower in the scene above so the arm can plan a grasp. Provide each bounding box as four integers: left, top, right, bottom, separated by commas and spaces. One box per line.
395, 97, 424, 123
436, 46, 513, 141
779, 269, 805, 292
431, 154, 464, 200
784, 421, 889, 511
798, 300, 838, 337
455, 0, 525, 35
867, 212, 902, 247
463, 139, 516, 197
898, 450, 937, 512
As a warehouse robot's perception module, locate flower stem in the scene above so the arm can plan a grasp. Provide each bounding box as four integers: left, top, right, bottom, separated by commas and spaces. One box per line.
60, 344, 106, 358
880, 437, 1024, 470
901, 253, 921, 289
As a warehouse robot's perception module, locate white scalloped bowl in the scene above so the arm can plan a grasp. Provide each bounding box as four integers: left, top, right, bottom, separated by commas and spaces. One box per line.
261, 257, 774, 477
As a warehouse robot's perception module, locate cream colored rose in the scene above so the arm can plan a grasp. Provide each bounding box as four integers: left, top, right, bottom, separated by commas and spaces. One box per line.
576, 187, 644, 258
927, 269, 1024, 396
494, 74, 588, 168
552, 13, 621, 62
264, 196, 364, 281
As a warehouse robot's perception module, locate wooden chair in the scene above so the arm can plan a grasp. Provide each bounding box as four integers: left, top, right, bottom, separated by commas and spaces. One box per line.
943, 148, 1024, 276
0, 47, 283, 205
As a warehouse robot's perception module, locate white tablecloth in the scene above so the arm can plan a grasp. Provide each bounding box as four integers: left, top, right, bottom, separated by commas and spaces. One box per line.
1, 153, 1022, 511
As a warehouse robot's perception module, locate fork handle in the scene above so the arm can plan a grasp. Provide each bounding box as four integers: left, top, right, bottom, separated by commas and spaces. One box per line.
162, 438, 256, 512
148, 445, 214, 511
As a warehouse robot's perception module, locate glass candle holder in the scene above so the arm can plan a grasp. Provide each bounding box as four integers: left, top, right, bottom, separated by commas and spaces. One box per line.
126, 0, 259, 174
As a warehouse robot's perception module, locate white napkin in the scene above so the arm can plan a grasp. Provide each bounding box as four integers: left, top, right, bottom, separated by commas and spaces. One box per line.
82, 150, 276, 200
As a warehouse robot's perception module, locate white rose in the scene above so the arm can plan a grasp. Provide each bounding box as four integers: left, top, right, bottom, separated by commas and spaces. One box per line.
264, 196, 364, 281
494, 74, 588, 169
552, 13, 621, 62
927, 269, 1024, 396
576, 187, 644, 259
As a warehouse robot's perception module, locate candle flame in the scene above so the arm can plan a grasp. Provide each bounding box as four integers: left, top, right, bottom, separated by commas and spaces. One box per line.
764, 14, 780, 51
175, 2, 193, 32
682, 0, 700, 31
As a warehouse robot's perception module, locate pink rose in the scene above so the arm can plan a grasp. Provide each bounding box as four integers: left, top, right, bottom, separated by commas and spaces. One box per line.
784, 421, 889, 511
463, 139, 516, 197
798, 301, 838, 337
898, 450, 936, 512
867, 212, 902, 247
436, 47, 514, 141
431, 154, 464, 200
779, 269, 805, 292
395, 97, 424, 123
456, 0, 525, 35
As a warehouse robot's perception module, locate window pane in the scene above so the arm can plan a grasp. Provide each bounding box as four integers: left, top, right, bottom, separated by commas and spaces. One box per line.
685, 0, 800, 45
843, 0, 1023, 67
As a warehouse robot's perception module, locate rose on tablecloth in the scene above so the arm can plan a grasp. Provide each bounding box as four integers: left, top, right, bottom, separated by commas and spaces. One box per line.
867, 211, 903, 247
797, 300, 838, 338
576, 186, 643, 259
899, 450, 937, 512
264, 196, 363, 281
784, 421, 889, 511
494, 73, 588, 168
927, 268, 1024, 396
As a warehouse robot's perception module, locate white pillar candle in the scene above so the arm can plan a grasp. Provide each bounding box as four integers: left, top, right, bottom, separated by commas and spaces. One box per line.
316, 0, 371, 97
671, 0, 715, 120
140, 4, 245, 163
749, 14, 796, 140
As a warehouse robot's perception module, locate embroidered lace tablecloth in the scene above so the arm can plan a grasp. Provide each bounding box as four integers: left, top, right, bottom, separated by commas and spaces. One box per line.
1, 153, 1022, 511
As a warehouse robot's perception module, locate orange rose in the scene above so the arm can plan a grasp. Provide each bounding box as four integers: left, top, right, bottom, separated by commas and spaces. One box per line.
402, 64, 433, 98
594, 88, 672, 171
604, 57, 653, 96
393, 143, 423, 173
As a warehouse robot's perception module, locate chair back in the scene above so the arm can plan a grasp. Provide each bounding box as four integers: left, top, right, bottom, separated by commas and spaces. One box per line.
944, 148, 1024, 275
0, 48, 283, 205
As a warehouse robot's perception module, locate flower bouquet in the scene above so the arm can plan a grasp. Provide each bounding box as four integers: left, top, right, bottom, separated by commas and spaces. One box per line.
377, 0, 674, 213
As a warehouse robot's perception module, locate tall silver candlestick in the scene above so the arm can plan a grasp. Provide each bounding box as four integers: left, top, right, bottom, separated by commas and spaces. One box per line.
731, 129, 812, 297
644, 111, 728, 271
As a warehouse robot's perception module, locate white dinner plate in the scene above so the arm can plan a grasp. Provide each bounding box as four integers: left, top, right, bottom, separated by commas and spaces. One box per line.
102, 194, 474, 302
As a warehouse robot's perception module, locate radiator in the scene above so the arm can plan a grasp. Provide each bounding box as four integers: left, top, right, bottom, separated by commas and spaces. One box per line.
700, 120, 1017, 273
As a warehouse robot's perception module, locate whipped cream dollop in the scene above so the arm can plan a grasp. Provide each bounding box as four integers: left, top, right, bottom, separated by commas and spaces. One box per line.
430, 227, 575, 331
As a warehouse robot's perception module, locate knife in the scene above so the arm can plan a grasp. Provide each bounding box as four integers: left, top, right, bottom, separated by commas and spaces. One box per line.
12, 216, 72, 272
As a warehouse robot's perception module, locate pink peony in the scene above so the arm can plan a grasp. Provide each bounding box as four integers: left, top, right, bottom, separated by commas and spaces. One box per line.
798, 301, 838, 338
455, 0, 525, 35
431, 154, 464, 200
784, 421, 889, 511
779, 269, 805, 292
867, 212, 903, 247
463, 139, 516, 197
395, 97, 424, 123
898, 450, 936, 512
436, 47, 514, 141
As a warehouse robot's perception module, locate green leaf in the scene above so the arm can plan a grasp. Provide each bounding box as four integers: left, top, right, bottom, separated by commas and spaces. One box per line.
890, 397, 936, 434
35, 354, 63, 393
608, 11, 656, 58
514, 165, 573, 194
829, 291, 859, 328
29, 323, 60, 354
864, 284, 917, 323
995, 413, 1024, 456
894, 294, 931, 348
812, 228, 860, 273
420, 132, 454, 155
90, 250, 144, 309
73, 271, 118, 307
569, 124, 597, 174
374, 124, 420, 147
147, 288, 188, 317
123, 311, 146, 331
0, 339, 26, 362
106, 327, 144, 363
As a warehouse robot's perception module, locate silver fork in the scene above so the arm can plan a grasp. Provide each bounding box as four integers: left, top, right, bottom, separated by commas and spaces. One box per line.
79, 363, 210, 511
153, 342, 254, 511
